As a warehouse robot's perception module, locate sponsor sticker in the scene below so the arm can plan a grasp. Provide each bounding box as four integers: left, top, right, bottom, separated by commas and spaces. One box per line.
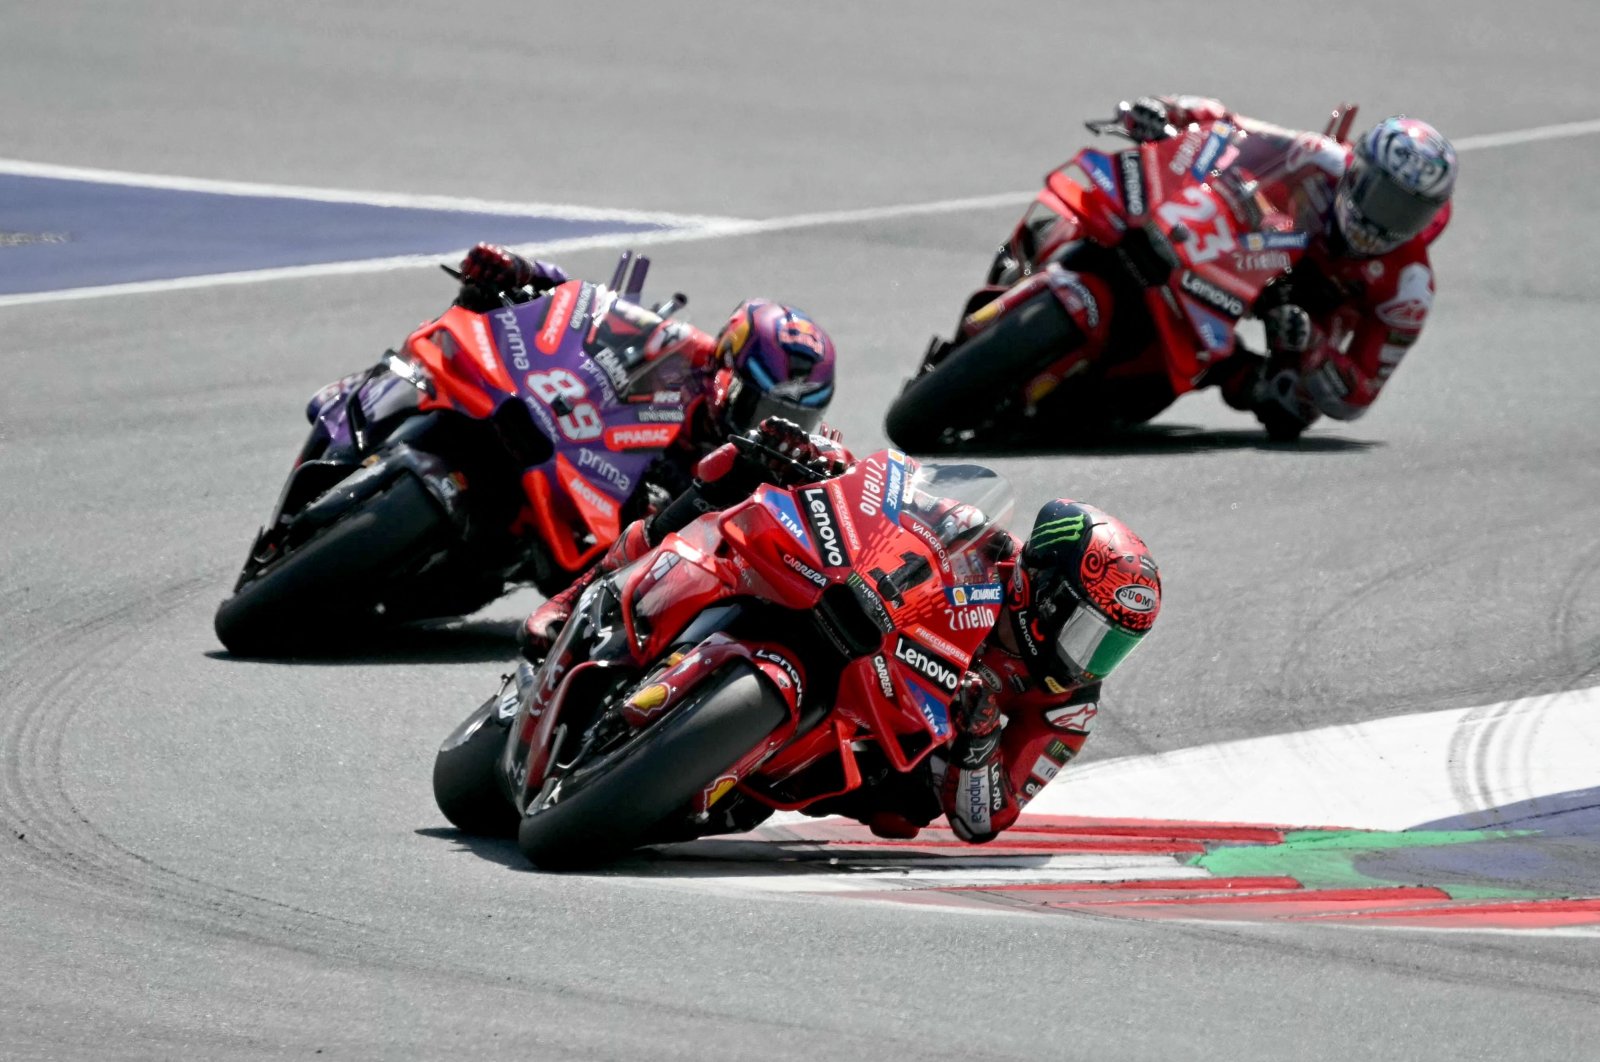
1044, 702, 1098, 732
892, 635, 961, 693
536, 282, 579, 354
800, 486, 849, 568
760, 491, 813, 551
946, 583, 1004, 608
604, 423, 677, 451
492, 307, 532, 372
782, 552, 828, 588
1114, 584, 1158, 613
1119, 152, 1147, 217
1179, 270, 1246, 318
870, 654, 896, 699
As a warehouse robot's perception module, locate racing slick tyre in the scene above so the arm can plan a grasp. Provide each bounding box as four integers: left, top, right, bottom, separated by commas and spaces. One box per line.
884, 292, 1078, 453
433, 693, 519, 837
516, 662, 788, 870
214, 474, 451, 656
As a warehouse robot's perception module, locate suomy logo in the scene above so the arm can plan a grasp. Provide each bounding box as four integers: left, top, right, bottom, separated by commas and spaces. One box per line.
1115, 584, 1158, 613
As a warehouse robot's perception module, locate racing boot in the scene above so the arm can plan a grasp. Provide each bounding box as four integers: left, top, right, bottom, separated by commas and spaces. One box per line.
518, 520, 650, 662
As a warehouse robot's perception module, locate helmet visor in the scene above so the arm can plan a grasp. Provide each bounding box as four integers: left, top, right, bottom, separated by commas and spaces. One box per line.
1054, 604, 1144, 681
729, 381, 827, 434
1344, 160, 1442, 244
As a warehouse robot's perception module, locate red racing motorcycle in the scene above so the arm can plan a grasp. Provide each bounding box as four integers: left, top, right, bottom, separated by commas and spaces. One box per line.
885, 110, 1360, 450
431, 436, 1014, 868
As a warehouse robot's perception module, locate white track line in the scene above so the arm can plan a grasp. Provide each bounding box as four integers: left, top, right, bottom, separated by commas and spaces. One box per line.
0, 157, 741, 228
2, 116, 1597, 310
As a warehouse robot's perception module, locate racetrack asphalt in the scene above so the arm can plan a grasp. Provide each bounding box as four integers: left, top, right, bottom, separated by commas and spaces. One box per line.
3, 2, 1600, 1059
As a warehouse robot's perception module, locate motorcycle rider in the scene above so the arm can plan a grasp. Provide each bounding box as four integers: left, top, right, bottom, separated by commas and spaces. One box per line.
523, 415, 1162, 844
456, 242, 838, 507
1115, 96, 1457, 439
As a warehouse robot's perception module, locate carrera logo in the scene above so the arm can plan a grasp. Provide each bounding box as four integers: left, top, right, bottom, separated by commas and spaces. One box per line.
604, 424, 677, 451
537, 282, 579, 354
1179, 270, 1246, 318
782, 553, 828, 588
1115, 584, 1158, 613
800, 487, 848, 568
871, 654, 896, 699
1119, 152, 1146, 217
892, 635, 961, 693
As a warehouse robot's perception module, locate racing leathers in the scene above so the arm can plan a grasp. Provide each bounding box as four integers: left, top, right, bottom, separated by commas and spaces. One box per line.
1129, 96, 1447, 437
864, 537, 1102, 844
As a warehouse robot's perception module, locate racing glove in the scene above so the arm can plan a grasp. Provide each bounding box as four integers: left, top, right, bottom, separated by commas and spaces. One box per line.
1118, 97, 1175, 142
458, 243, 570, 298
1263, 304, 1313, 356
939, 674, 1016, 843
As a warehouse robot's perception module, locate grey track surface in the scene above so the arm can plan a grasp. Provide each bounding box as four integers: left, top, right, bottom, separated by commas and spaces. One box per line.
4, 3, 1599, 1059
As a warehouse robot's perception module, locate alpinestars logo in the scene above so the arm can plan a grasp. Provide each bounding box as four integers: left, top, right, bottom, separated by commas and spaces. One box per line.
1179, 270, 1246, 318
892, 635, 961, 693
800, 487, 848, 568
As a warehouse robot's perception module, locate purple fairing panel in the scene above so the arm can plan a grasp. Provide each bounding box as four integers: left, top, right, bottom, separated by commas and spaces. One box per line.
487, 283, 690, 509
304, 369, 420, 454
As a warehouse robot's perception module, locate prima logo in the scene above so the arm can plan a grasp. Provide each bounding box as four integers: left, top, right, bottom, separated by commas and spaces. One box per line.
493, 308, 530, 371
577, 448, 630, 492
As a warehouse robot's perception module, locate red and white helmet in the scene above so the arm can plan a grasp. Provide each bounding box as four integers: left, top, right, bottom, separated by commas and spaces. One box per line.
1334, 117, 1457, 256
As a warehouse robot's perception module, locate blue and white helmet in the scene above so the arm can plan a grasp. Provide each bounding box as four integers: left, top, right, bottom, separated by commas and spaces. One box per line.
1335, 117, 1457, 256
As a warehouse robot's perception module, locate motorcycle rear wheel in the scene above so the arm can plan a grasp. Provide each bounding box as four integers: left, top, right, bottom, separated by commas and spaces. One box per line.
213, 474, 451, 656
516, 662, 787, 870
884, 292, 1077, 453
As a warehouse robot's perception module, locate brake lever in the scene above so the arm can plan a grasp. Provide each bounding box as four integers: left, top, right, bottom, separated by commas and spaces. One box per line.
729, 434, 829, 484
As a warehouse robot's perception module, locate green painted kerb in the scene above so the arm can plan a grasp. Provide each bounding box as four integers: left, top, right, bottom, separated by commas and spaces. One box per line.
1188, 829, 1546, 900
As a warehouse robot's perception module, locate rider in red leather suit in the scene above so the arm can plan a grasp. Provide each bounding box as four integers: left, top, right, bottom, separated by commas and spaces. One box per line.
1118, 96, 1458, 438
523, 417, 1162, 843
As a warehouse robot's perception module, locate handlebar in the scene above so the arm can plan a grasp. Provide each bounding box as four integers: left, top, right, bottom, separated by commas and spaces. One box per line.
729, 432, 831, 485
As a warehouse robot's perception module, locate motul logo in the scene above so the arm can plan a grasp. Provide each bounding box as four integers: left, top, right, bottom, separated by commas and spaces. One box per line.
565, 472, 618, 521
537, 283, 578, 354
893, 635, 960, 692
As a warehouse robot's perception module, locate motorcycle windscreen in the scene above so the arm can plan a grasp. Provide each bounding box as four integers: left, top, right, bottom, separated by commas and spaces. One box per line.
897, 460, 1016, 574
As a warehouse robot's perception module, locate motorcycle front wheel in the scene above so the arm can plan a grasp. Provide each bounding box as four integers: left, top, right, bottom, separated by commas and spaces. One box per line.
433, 689, 520, 837
884, 292, 1078, 453
516, 662, 787, 870
214, 473, 452, 656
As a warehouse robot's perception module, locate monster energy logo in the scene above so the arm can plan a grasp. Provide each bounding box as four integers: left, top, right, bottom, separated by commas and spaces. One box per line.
1032, 514, 1086, 549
